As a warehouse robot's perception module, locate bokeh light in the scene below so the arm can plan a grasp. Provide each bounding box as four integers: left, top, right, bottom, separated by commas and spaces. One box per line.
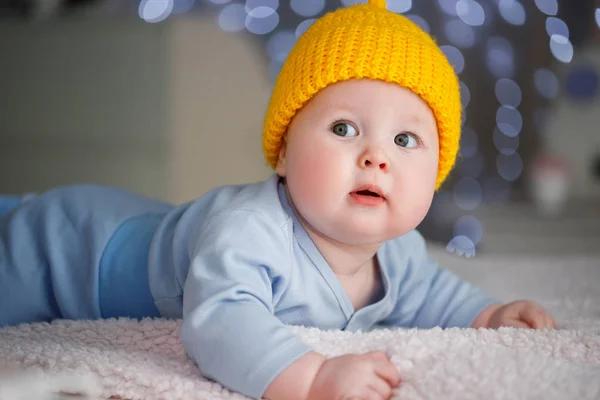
438, 0, 459, 16
445, 19, 476, 48
446, 235, 476, 258
496, 152, 523, 181
496, 105, 522, 137
456, 0, 485, 27
498, 0, 526, 26
387, 0, 412, 13
295, 19, 316, 37
460, 81, 471, 109
440, 45, 465, 74
290, 0, 324, 17
245, 0, 278, 13
545, 17, 569, 39
454, 177, 483, 211
549, 34, 574, 63
493, 127, 520, 155
495, 78, 522, 107
406, 14, 430, 33
245, 6, 280, 35
139, 0, 173, 23
534, 0, 558, 16
266, 30, 296, 62
486, 37, 514, 78
454, 215, 484, 245
218, 3, 246, 32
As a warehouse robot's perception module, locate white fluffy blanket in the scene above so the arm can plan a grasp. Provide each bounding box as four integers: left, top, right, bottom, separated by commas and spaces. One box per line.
1, 248, 599, 400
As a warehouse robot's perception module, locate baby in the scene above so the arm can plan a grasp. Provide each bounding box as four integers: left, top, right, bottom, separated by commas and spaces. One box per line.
0, 1, 556, 399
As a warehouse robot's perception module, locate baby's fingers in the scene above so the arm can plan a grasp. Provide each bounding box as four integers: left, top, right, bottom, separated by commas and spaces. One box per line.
367, 376, 396, 399
520, 306, 549, 329
373, 358, 401, 388
546, 313, 558, 329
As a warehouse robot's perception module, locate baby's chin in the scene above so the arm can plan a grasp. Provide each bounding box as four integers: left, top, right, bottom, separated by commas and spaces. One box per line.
325, 222, 413, 247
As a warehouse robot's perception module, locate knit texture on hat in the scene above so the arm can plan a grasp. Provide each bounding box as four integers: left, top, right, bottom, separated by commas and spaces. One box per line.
262, 0, 462, 189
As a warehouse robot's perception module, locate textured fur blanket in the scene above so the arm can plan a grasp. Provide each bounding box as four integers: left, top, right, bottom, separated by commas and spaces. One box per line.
1, 248, 599, 400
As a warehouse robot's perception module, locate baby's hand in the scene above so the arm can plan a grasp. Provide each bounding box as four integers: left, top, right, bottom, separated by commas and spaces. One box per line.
484, 300, 557, 329
308, 351, 401, 400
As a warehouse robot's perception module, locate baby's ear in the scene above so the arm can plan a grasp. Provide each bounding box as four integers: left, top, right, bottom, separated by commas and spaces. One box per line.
275, 138, 287, 177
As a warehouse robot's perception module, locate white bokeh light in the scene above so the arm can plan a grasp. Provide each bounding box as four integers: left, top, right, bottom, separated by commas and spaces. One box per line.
267, 30, 296, 62
438, 0, 459, 16
495, 78, 521, 107
446, 235, 476, 258
207, 0, 231, 4
440, 45, 465, 74
493, 127, 520, 155
498, 0, 526, 26
245, 6, 280, 35
486, 37, 514, 78
550, 34, 574, 63
454, 177, 483, 211
496, 152, 523, 181
534, 68, 559, 99
454, 215, 483, 245
296, 19, 316, 37
139, 0, 173, 23
406, 14, 430, 33
596, 9, 600, 29
445, 19, 476, 48
218, 3, 246, 32
534, 0, 558, 16
545, 17, 569, 38
496, 105, 522, 137
460, 81, 471, 109
290, 0, 324, 17
456, 0, 485, 26
387, 0, 412, 13
245, 0, 278, 13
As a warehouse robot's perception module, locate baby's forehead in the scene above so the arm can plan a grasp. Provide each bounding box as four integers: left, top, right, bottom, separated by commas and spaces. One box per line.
306, 80, 436, 121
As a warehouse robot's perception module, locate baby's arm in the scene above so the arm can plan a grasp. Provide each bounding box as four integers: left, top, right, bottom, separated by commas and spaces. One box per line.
180, 211, 313, 398
380, 231, 497, 329
181, 211, 401, 399
263, 351, 325, 399
380, 231, 555, 330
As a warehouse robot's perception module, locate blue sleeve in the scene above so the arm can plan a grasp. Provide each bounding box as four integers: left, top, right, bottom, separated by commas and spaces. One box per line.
382, 231, 498, 329
180, 211, 312, 399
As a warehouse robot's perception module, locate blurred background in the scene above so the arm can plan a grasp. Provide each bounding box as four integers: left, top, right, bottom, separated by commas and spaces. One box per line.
0, 0, 599, 256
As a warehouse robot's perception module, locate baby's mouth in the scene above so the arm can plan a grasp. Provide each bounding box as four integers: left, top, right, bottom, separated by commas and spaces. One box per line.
354, 190, 381, 198
349, 185, 386, 205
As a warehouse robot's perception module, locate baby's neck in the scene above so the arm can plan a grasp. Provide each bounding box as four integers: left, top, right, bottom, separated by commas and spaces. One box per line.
302, 222, 380, 276
293, 211, 384, 310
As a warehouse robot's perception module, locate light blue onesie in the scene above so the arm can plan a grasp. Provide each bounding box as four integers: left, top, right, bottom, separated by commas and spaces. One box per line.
0, 174, 497, 398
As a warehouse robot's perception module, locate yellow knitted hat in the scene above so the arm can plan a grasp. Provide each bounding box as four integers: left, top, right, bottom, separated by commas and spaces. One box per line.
262, 0, 462, 189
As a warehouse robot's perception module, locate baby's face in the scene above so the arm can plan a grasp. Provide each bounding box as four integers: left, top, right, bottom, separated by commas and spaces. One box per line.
276, 79, 439, 246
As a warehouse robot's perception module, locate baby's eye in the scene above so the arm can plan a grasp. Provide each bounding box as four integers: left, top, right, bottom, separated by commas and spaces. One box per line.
332, 122, 358, 137
394, 132, 419, 148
